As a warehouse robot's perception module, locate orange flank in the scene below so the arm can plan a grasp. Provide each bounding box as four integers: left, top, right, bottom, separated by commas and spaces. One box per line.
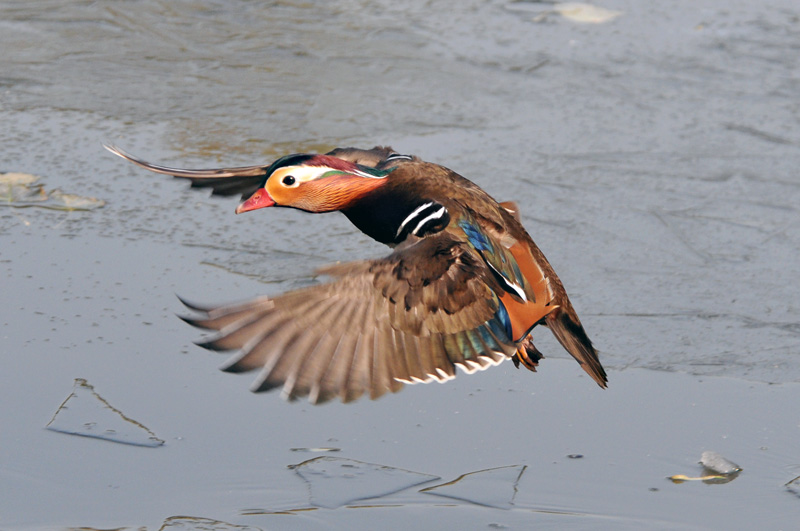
502, 241, 559, 342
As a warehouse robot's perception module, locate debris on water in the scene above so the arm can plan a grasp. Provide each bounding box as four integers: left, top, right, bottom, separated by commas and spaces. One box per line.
160, 515, 260, 530
529, 3, 623, 24
0, 171, 105, 211
567, 454, 584, 459
700, 451, 742, 475
785, 475, 800, 498
46, 378, 164, 447
290, 456, 439, 509
420, 465, 527, 509
668, 474, 728, 484
668, 451, 741, 484
290, 447, 341, 453
0, 172, 37, 189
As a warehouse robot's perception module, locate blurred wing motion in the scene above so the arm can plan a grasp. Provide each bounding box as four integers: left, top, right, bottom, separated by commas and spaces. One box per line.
180, 233, 521, 404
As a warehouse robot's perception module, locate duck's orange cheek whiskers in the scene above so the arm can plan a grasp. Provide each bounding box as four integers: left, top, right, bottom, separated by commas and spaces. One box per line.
236, 188, 275, 214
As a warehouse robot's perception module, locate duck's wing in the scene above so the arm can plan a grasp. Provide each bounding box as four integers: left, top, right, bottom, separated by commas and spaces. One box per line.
104, 144, 268, 198
326, 146, 415, 169
105, 144, 416, 198
180, 233, 521, 404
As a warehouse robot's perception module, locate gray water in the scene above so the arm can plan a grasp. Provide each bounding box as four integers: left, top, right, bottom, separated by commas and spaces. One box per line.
1, 1, 799, 529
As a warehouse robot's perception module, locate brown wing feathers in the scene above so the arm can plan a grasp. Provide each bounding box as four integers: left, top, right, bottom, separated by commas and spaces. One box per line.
180, 236, 517, 403
107, 144, 607, 399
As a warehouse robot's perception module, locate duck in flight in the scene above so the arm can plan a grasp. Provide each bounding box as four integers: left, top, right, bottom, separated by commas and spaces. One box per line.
106, 144, 607, 404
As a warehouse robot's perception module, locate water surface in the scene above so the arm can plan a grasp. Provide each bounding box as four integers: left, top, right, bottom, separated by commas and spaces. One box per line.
1, 1, 799, 529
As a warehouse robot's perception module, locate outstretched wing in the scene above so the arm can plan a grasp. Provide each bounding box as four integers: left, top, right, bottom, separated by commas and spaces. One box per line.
326, 146, 415, 169
104, 145, 268, 198
104, 145, 411, 199
181, 233, 518, 404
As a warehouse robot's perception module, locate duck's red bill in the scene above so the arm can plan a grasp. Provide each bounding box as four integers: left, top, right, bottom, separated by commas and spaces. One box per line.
235, 188, 275, 214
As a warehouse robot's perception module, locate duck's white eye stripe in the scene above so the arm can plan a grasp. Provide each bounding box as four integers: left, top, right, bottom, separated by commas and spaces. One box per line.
386, 153, 413, 161
411, 206, 446, 236
353, 169, 388, 179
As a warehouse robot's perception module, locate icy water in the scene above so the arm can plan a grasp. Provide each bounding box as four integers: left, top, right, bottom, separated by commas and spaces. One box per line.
2, 1, 799, 529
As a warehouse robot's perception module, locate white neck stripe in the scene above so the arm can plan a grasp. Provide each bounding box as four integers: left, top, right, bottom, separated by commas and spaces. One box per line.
411, 206, 447, 236
395, 201, 435, 238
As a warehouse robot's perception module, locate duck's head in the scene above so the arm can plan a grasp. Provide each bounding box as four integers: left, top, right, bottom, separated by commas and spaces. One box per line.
236, 154, 392, 214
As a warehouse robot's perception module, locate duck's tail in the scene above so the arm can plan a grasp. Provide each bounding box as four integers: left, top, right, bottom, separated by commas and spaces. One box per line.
546, 310, 608, 388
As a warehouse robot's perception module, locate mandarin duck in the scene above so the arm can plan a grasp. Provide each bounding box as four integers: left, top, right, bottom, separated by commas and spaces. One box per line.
105, 145, 607, 403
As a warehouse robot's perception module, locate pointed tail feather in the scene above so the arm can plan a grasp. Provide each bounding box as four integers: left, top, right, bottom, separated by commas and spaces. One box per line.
546, 311, 607, 388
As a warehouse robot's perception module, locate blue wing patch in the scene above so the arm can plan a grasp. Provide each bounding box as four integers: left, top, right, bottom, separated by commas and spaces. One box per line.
492, 300, 513, 340
458, 219, 494, 252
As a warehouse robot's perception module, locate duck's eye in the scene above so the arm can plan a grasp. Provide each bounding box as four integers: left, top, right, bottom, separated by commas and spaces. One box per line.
282, 175, 296, 186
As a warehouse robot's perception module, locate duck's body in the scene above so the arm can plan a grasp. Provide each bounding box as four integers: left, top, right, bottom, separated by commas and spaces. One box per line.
106, 145, 607, 403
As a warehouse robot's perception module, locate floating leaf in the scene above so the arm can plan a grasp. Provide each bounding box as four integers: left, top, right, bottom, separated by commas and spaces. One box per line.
0, 172, 105, 211
290, 456, 439, 508
420, 465, 527, 509
46, 378, 164, 447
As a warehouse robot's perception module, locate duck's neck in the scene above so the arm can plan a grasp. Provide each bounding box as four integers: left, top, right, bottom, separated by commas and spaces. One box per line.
342, 188, 451, 246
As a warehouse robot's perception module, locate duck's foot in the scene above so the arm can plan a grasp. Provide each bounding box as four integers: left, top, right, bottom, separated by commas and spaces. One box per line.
511, 337, 544, 372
